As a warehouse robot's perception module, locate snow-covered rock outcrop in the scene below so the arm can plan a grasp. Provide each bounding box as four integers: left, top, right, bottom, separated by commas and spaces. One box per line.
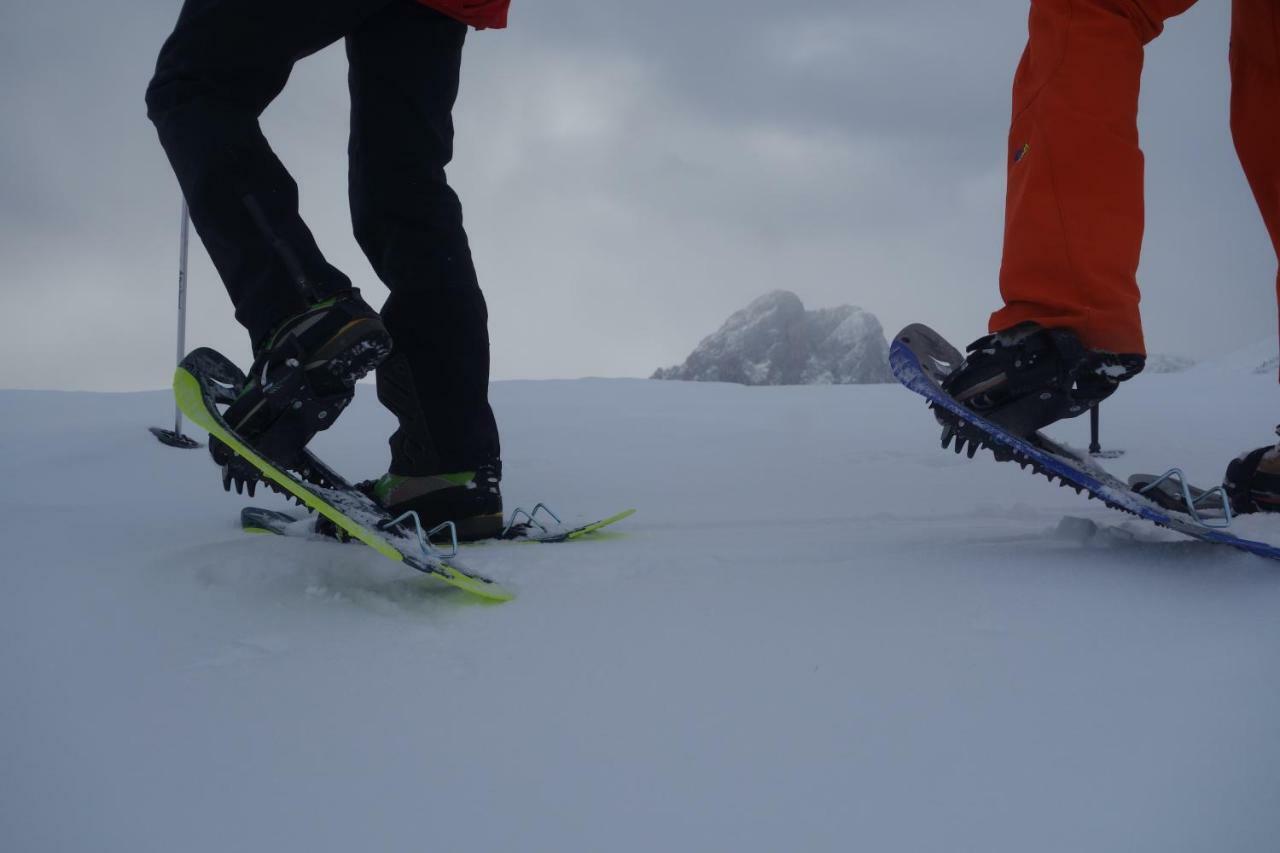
652, 291, 893, 385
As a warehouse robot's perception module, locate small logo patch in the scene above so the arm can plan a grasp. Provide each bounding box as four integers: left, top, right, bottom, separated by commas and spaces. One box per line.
1014, 143, 1031, 164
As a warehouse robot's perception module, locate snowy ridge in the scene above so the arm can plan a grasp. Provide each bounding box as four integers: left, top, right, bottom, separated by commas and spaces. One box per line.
1190, 336, 1280, 376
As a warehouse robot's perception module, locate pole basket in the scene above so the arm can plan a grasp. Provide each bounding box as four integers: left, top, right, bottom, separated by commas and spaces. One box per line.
150, 426, 203, 449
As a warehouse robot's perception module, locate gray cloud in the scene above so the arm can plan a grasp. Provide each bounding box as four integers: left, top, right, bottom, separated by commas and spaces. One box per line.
0, 1, 1273, 391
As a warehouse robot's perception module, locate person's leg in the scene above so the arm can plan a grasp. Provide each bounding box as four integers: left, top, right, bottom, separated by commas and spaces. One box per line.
1221, 0, 1280, 514
347, 1, 500, 476
991, 0, 1200, 356
146, 0, 391, 347
1230, 0, 1280, 323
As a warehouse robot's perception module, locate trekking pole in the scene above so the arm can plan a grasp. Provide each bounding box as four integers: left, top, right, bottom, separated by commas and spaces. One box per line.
150, 199, 202, 449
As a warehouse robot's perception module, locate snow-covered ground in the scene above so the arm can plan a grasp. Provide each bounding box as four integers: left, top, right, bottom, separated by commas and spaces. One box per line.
5, 363, 1280, 852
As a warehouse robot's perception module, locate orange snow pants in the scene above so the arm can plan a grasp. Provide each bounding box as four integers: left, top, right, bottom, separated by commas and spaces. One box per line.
991, 0, 1280, 357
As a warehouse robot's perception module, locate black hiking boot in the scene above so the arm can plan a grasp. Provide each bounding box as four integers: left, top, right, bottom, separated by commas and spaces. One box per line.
1225, 428, 1280, 514
211, 291, 392, 490
359, 463, 504, 542
942, 323, 1145, 440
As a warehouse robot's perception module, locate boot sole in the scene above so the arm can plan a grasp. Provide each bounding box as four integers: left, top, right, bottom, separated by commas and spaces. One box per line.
444, 512, 506, 543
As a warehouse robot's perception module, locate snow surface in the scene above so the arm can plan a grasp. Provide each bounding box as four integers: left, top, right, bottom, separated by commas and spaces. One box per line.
4, 368, 1280, 852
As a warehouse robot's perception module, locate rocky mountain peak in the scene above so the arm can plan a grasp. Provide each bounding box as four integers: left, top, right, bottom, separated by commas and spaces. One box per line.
652, 291, 893, 385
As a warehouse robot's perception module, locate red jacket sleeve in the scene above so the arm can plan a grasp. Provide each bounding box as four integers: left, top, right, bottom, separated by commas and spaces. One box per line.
416, 0, 509, 30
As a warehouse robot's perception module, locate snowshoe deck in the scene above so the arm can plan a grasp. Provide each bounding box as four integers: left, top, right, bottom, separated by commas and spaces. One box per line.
529, 508, 636, 542
174, 348, 514, 601
890, 325, 1280, 561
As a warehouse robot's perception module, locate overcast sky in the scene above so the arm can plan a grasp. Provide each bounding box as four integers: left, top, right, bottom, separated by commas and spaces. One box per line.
1, 0, 1275, 391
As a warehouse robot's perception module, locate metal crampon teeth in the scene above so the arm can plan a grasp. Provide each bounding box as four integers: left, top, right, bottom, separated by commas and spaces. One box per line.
221, 464, 257, 497
216, 442, 343, 506
932, 406, 1153, 524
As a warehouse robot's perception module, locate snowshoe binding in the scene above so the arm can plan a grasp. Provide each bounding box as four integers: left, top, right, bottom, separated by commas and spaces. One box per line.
209, 292, 392, 494
314, 464, 504, 543
938, 323, 1144, 457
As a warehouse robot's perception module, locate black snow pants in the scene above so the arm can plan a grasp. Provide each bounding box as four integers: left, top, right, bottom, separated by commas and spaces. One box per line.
146, 0, 500, 476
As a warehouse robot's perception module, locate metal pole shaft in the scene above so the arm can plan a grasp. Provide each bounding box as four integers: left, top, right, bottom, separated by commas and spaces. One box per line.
173, 201, 191, 435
